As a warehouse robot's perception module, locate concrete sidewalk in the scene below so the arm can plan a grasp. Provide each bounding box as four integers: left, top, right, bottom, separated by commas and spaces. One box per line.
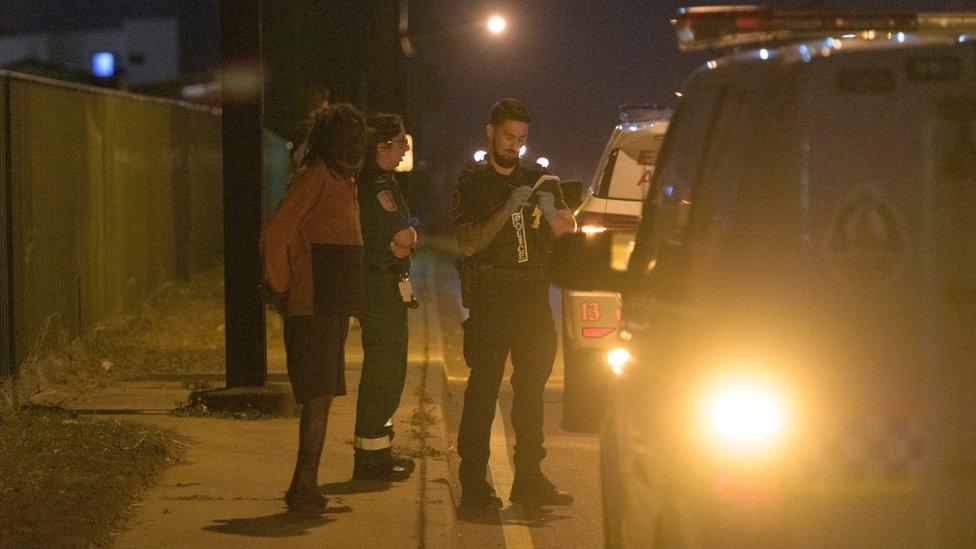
30, 261, 459, 548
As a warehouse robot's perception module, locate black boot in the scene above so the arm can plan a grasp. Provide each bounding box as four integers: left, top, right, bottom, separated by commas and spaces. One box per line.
510, 470, 574, 506
459, 480, 503, 517
353, 448, 415, 482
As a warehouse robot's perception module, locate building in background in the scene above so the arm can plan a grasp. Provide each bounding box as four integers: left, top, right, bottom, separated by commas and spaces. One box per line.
0, 17, 180, 90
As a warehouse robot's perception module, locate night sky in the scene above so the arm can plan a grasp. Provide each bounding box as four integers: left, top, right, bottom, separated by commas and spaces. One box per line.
410, 0, 973, 181
3, 0, 972, 194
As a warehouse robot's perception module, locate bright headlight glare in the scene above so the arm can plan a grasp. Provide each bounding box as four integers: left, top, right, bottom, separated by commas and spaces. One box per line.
607, 347, 631, 376
706, 382, 784, 446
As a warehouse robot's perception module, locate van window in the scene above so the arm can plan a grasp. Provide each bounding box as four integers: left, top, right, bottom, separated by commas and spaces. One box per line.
653, 87, 724, 245
595, 129, 666, 201
683, 89, 751, 296
627, 85, 724, 278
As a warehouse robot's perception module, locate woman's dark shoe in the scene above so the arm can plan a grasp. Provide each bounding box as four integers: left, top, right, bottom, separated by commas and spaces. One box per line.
284, 487, 327, 512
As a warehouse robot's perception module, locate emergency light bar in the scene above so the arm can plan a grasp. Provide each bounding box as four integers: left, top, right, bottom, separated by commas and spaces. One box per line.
673, 5, 976, 51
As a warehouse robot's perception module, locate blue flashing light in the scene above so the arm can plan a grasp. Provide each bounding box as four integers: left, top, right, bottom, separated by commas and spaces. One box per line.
798, 44, 812, 63
896, 32, 906, 43
92, 52, 115, 78
759, 48, 769, 60
664, 185, 675, 198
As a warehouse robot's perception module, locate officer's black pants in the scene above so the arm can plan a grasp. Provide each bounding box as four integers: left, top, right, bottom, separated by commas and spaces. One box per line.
457, 275, 556, 488
355, 270, 408, 456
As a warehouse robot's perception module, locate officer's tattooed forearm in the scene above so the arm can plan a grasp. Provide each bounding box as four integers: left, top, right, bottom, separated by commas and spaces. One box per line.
455, 207, 511, 257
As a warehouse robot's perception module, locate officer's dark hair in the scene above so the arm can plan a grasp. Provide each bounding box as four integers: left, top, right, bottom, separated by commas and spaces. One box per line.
303, 103, 366, 178
364, 112, 405, 165
489, 98, 531, 125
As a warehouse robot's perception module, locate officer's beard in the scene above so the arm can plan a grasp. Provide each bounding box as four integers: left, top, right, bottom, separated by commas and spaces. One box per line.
491, 145, 519, 169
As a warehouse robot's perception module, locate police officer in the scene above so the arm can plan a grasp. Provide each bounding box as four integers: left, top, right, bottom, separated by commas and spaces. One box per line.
453, 99, 577, 513
353, 113, 419, 481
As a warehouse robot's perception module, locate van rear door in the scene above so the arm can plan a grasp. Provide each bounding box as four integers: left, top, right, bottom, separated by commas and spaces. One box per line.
799, 42, 976, 545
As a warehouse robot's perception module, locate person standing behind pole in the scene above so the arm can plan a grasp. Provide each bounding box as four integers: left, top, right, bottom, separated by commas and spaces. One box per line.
352, 113, 419, 481
453, 99, 577, 515
261, 104, 366, 512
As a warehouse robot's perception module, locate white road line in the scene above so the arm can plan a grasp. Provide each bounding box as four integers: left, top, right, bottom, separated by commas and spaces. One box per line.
490, 402, 536, 549
433, 253, 536, 549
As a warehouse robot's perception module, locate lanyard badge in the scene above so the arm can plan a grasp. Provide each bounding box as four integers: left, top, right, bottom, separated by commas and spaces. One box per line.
398, 274, 420, 309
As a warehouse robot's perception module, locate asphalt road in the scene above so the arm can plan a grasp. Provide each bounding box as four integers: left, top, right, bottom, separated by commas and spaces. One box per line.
414, 243, 605, 549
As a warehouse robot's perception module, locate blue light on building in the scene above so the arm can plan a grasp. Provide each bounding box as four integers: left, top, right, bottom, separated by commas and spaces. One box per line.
92, 52, 115, 78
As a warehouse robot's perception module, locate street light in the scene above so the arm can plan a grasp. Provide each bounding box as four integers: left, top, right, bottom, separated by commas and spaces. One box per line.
473, 150, 487, 162
536, 157, 550, 168
487, 15, 507, 34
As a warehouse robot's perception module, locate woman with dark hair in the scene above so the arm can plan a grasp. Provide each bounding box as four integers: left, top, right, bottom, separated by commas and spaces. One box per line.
352, 113, 419, 481
261, 103, 366, 511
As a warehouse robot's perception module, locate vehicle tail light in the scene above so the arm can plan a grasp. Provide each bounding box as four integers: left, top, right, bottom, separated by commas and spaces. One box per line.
582, 327, 615, 338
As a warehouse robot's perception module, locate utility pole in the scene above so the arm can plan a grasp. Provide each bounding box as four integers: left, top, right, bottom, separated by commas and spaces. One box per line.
220, 0, 267, 388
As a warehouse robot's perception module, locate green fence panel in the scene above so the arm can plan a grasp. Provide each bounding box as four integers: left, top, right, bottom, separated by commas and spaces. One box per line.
180, 107, 223, 274
0, 75, 11, 379
9, 78, 89, 361
6, 74, 224, 366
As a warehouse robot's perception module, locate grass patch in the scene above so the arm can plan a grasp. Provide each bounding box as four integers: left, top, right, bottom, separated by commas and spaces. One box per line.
409, 406, 437, 429
403, 385, 443, 458
17, 269, 228, 402
0, 406, 184, 547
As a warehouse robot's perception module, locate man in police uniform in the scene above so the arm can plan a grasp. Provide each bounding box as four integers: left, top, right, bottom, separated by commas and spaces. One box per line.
353, 113, 419, 481
453, 99, 577, 513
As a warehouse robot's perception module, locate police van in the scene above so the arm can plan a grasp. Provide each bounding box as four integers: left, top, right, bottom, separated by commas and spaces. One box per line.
552, 6, 976, 547
562, 106, 669, 431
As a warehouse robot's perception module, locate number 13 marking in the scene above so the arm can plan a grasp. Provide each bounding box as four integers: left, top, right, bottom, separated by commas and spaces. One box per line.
580, 302, 601, 322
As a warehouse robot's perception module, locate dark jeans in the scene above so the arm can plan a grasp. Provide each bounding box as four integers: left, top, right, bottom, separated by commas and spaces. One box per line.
457, 274, 556, 488
354, 270, 408, 455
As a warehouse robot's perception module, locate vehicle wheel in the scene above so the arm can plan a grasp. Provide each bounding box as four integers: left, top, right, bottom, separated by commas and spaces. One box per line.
601, 415, 626, 548
562, 342, 609, 433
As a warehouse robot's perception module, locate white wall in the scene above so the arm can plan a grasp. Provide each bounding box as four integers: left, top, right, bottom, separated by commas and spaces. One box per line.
0, 18, 179, 85
0, 33, 49, 65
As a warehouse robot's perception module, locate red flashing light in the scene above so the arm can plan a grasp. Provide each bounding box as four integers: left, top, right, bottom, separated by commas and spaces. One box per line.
674, 6, 976, 51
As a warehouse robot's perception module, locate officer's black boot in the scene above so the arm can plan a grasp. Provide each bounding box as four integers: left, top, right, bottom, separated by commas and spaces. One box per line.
510, 468, 574, 506
458, 461, 503, 517
459, 480, 503, 517
352, 447, 415, 482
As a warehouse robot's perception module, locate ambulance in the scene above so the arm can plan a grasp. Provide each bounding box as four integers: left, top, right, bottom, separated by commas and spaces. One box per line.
552, 6, 976, 547
562, 106, 669, 431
